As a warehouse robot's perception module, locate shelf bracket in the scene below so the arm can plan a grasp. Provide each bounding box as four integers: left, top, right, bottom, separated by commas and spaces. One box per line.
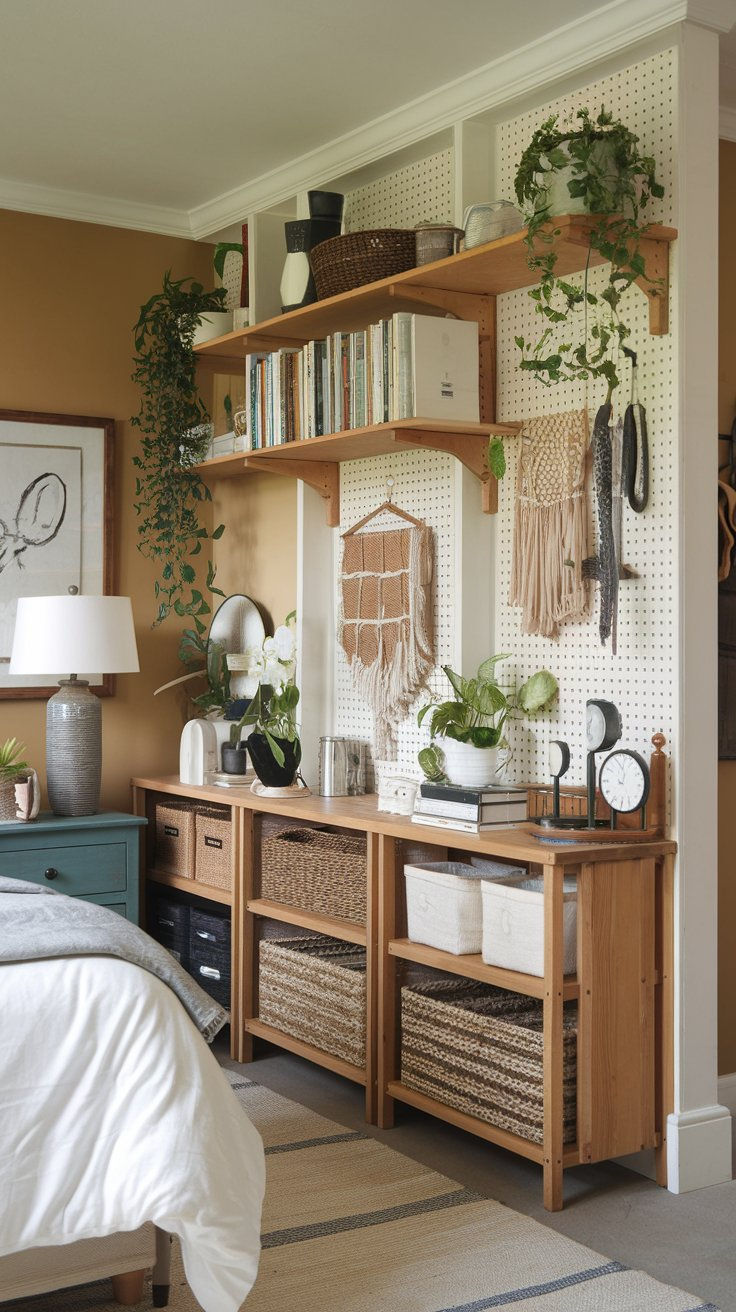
389, 285, 497, 422
243, 456, 339, 527
564, 220, 670, 336
392, 428, 498, 514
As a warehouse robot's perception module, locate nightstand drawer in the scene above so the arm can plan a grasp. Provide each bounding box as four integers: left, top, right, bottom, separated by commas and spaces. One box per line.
0, 842, 128, 895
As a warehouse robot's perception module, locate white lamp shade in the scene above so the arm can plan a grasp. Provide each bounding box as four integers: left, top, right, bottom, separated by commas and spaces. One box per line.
9, 595, 140, 676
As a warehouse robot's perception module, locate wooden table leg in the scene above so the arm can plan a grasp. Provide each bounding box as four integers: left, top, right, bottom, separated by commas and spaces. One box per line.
543, 862, 565, 1211
655, 852, 675, 1186
365, 832, 379, 1124
112, 1269, 145, 1305
239, 809, 257, 1064
377, 833, 400, 1129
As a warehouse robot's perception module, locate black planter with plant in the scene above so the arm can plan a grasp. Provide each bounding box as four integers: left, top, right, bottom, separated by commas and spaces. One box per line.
221, 741, 249, 775
132, 271, 227, 627
247, 732, 302, 788
229, 676, 301, 788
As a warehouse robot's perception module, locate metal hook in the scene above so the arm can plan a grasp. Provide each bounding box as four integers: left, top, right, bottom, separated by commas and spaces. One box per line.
385, 475, 395, 504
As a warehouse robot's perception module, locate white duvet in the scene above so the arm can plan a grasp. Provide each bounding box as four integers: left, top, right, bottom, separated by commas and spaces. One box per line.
0, 954, 265, 1312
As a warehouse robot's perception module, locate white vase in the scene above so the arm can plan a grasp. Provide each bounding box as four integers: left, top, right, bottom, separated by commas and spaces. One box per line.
542, 139, 619, 218
192, 311, 233, 347
440, 738, 497, 788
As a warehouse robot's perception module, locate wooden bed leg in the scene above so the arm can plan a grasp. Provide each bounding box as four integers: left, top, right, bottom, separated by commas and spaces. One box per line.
152, 1228, 172, 1307
112, 1269, 145, 1305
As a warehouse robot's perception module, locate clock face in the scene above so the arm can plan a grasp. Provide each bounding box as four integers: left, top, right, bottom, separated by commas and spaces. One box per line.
548, 740, 570, 778
599, 749, 650, 813
585, 699, 622, 752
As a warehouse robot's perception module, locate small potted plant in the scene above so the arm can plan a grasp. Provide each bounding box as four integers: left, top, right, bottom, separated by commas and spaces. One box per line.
228, 617, 301, 788
0, 738, 39, 822
417, 658, 557, 787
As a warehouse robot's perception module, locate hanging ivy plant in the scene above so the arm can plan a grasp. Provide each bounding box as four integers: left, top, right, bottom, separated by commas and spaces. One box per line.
132, 271, 227, 628
513, 107, 665, 400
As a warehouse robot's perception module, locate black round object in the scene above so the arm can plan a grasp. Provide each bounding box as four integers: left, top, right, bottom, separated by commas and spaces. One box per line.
44, 867, 59, 880
221, 743, 248, 775
248, 733, 301, 788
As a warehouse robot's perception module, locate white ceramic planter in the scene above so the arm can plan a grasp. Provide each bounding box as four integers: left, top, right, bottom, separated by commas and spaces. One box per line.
192, 311, 233, 347
440, 738, 497, 788
542, 139, 619, 217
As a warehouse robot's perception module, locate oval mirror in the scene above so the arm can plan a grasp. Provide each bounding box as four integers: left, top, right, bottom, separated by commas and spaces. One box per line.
207, 594, 266, 708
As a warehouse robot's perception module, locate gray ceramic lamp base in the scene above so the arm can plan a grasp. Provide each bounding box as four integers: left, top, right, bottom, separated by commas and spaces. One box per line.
46, 679, 101, 816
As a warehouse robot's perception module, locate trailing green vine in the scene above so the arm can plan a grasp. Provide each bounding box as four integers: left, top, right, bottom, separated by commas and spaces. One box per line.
513, 107, 664, 400
132, 271, 227, 628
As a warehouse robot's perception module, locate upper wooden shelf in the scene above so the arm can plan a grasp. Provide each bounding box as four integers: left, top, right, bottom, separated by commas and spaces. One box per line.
195, 214, 678, 364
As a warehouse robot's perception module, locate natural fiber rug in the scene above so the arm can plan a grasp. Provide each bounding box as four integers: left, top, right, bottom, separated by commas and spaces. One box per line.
11, 1072, 719, 1312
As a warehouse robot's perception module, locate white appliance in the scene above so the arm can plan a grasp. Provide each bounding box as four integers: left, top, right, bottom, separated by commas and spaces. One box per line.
179, 719, 218, 786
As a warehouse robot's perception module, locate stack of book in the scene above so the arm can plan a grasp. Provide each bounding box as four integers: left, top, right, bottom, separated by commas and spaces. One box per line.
244, 312, 479, 449
412, 781, 528, 833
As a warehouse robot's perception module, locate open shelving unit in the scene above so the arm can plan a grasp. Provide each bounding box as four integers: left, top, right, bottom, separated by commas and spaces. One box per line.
193, 215, 677, 521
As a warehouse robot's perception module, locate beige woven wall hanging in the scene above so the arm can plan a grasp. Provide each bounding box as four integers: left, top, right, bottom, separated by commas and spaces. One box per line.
510, 408, 590, 639
339, 501, 434, 759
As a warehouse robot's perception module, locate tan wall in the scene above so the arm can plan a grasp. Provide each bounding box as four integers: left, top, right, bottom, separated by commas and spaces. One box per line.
718, 139, 736, 1075
0, 209, 296, 811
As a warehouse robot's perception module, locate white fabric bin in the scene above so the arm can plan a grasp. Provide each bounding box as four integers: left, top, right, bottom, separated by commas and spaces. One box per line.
481, 874, 577, 976
404, 860, 521, 955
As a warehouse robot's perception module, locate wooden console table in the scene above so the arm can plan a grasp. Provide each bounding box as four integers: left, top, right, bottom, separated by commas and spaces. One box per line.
131, 775, 675, 1211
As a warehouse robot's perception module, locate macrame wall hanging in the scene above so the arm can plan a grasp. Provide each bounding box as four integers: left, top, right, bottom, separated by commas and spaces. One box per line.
509, 408, 590, 639
338, 488, 435, 759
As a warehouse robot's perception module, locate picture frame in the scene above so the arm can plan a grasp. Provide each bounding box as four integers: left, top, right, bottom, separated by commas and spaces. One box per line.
0, 409, 115, 699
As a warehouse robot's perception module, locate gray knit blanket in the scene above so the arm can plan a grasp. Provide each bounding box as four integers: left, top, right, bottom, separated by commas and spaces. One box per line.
0, 876, 227, 1042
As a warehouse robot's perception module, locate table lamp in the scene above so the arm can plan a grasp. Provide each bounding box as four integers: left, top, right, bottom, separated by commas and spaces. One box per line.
9, 594, 139, 816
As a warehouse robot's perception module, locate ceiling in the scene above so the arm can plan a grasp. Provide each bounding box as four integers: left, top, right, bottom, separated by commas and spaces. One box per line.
0, 0, 734, 237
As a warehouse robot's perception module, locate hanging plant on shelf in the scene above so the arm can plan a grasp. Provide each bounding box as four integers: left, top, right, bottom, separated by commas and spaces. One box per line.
513, 106, 664, 401
131, 270, 227, 628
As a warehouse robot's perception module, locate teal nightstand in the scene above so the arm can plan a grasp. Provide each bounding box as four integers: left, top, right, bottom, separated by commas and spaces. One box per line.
0, 812, 147, 923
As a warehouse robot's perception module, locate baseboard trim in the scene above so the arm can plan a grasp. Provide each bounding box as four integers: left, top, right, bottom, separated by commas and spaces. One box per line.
666, 1103, 733, 1192
717, 1071, 736, 1115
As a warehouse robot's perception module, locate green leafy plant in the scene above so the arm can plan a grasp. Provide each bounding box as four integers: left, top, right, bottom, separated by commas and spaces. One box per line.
513, 106, 664, 400
0, 738, 30, 782
228, 618, 298, 766
132, 271, 227, 627
417, 658, 558, 780
177, 626, 232, 713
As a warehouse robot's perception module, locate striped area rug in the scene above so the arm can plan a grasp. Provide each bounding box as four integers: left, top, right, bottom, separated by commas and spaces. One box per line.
14, 1072, 719, 1312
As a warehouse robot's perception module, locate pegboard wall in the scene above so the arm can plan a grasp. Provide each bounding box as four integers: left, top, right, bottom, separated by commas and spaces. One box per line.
494, 47, 677, 791
343, 148, 454, 231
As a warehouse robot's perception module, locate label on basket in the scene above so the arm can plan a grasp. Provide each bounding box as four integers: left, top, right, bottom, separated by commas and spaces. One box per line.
204, 835, 223, 849
164, 825, 179, 837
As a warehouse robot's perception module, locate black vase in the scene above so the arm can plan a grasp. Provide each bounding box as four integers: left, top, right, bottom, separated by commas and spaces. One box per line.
221, 742, 248, 775
248, 733, 302, 788
280, 217, 342, 313
308, 190, 344, 222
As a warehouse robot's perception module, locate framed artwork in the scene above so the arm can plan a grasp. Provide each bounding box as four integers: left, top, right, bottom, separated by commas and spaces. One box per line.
0, 410, 114, 699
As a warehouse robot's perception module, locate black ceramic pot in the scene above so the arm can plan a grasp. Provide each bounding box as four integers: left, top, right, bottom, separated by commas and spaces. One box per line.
308, 190, 344, 222
281, 217, 342, 313
248, 733, 301, 788
221, 742, 248, 775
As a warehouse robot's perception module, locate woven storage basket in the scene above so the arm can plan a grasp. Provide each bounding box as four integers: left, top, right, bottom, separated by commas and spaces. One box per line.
260, 826, 366, 924
309, 229, 415, 299
194, 807, 232, 892
259, 934, 366, 1066
154, 801, 195, 880
401, 976, 577, 1144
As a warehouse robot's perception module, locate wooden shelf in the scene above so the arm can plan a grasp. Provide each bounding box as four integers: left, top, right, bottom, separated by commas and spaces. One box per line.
388, 938, 579, 1000
248, 897, 366, 945
245, 1017, 367, 1085
387, 1081, 580, 1167
146, 868, 232, 906
194, 215, 676, 362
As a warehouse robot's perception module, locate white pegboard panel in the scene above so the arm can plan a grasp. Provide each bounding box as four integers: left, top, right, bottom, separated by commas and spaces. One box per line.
494, 48, 677, 791
334, 449, 458, 781
343, 149, 453, 231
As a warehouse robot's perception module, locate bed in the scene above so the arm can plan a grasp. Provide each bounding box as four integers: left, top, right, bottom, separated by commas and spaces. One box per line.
0, 884, 265, 1312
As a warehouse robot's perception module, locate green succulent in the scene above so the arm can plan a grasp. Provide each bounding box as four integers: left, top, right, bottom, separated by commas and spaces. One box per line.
0, 738, 30, 782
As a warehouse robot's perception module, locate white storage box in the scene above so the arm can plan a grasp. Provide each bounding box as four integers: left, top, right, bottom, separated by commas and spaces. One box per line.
481, 875, 577, 977
404, 860, 521, 956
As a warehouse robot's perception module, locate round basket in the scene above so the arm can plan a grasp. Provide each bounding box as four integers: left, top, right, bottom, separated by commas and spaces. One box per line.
309, 229, 416, 299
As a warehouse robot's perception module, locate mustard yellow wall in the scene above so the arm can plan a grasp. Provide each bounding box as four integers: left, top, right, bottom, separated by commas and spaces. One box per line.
718, 139, 736, 1076
0, 209, 296, 810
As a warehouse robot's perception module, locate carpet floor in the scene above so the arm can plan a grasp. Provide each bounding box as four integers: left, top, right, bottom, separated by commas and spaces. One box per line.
9, 1071, 720, 1312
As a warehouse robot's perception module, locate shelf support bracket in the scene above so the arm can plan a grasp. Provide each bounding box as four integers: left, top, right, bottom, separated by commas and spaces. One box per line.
243, 457, 339, 527
392, 429, 498, 514
564, 221, 670, 336
389, 285, 497, 422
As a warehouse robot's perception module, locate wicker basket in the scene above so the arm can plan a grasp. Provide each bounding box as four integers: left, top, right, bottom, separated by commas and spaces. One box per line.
260, 826, 366, 924
309, 229, 415, 299
194, 807, 232, 892
154, 802, 195, 880
401, 976, 577, 1144
259, 934, 366, 1066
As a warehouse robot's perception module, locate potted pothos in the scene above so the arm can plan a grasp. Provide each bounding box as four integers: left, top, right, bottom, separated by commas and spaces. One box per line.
228, 617, 301, 788
417, 657, 557, 787
132, 271, 227, 627
494, 107, 664, 443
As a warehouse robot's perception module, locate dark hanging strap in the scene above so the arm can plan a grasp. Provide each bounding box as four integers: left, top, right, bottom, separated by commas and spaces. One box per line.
621, 348, 649, 513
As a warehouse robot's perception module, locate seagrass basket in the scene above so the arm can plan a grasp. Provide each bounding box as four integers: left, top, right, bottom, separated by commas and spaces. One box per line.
309, 229, 416, 299
259, 934, 366, 1067
154, 801, 196, 880
400, 976, 577, 1144
260, 826, 366, 923
194, 807, 232, 892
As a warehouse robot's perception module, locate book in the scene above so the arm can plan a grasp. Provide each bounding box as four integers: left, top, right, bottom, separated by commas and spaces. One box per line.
414, 797, 528, 823
420, 782, 527, 805
410, 813, 522, 833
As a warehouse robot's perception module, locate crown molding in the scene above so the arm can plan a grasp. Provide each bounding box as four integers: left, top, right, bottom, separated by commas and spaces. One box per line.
190, 0, 689, 236
720, 103, 736, 135
0, 175, 193, 239
686, 0, 736, 31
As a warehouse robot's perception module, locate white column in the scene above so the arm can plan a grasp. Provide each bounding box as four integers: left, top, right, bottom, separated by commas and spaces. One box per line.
296, 483, 336, 790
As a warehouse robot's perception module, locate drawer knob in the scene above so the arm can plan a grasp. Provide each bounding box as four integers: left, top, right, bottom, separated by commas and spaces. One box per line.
44, 867, 59, 881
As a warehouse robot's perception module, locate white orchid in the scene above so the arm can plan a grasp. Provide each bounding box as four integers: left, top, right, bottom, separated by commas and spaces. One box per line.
273, 624, 295, 661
